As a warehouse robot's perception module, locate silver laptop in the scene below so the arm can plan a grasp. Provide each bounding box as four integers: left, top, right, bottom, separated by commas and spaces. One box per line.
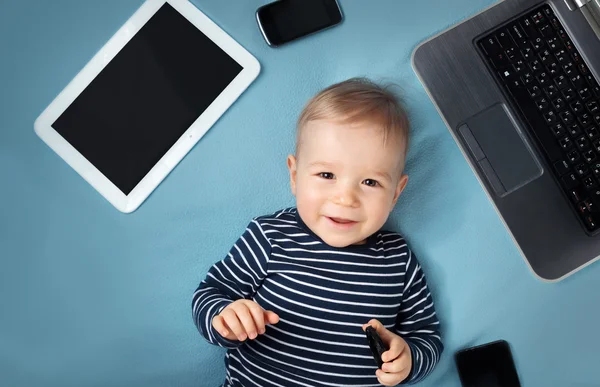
412, 0, 600, 281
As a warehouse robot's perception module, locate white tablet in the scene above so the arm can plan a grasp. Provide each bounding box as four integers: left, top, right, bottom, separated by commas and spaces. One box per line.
34, 0, 260, 213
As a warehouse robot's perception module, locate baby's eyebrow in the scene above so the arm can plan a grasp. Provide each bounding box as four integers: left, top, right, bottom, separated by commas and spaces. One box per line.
372, 171, 392, 181
308, 161, 336, 169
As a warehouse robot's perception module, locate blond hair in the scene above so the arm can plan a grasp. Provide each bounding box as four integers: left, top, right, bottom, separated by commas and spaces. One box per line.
296, 77, 410, 158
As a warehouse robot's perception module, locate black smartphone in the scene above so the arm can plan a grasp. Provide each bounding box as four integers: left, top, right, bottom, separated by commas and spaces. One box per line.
256, 0, 343, 47
455, 340, 521, 387
365, 326, 387, 369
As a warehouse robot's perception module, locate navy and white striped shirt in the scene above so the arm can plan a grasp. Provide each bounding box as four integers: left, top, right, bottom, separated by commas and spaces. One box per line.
192, 208, 442, 386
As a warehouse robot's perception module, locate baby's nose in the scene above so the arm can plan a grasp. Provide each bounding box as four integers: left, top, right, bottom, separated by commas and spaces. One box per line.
332, 186, 360, 207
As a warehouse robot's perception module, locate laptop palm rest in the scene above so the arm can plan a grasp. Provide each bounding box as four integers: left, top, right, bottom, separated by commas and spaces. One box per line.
458, 104, 542, 197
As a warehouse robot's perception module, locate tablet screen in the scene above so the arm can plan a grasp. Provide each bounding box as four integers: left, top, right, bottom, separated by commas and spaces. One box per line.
52, 3, 242, 195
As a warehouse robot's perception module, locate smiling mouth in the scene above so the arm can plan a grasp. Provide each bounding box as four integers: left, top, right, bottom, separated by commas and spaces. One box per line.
327, 217, 358, 226
330, 217, 355, 224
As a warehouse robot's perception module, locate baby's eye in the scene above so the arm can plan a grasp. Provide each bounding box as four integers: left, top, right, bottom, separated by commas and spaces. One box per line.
319, 172, 335, 179
363, 179, 380, 187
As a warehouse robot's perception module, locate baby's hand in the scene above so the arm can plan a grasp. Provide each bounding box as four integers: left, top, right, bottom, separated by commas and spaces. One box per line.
362, 319, 412, 386
212, 299, 279, 342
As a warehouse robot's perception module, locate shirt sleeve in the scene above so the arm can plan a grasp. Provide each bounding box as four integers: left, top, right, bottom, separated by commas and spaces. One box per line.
191, 219, 271, 349
394, 249, 443, 384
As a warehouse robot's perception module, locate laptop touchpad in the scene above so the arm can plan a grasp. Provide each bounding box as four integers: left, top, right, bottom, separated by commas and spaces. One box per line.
458, 104, 542, 197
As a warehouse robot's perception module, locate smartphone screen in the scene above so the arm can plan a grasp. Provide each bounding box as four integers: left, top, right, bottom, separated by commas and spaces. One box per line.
455, 340, 521, 387
256, 0, 343, 46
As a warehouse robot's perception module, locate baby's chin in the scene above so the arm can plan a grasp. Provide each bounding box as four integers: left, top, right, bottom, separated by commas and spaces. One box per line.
319, 234, 368, 248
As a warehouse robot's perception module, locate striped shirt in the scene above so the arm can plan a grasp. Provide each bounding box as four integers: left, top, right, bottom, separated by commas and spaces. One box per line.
192, 208, 443, 386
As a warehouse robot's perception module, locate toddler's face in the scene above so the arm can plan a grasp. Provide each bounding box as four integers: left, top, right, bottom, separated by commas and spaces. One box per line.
287, 119, 408, 247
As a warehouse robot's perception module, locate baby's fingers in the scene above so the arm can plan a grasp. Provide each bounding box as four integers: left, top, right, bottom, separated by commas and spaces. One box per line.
244, 301, 266, 336
265, 310, 280, 325
220, 308, 248, 341
212, 314, 237, 341
381, 351, 411, 374
231, 304, 258, 340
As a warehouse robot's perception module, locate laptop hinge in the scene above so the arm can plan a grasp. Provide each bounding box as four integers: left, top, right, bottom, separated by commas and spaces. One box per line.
582, 0, 600, 37
563, 0, 591, 11
563, 0, 600, 38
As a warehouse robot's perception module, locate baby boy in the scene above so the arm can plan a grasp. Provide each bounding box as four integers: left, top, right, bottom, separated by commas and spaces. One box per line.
192, 78, 443, 386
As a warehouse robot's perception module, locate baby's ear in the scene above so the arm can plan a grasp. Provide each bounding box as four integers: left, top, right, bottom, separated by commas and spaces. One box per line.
392, 174, 408, 207
287, 155, 298, 196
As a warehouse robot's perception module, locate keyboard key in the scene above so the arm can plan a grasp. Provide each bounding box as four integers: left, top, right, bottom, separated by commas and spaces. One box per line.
564, 39, 576, 52
508, 23, 530, 47
532, 36, 545, 51
537, 72, 550, 86
584, 149, 597, 163
560, 110, 575, 124
546, 36, 561, 50
562, 172, 579, 189
530, 59, 543, 73
586, 126, 599, 140
584, 176, 596, 189
521, 72, 534, 85
549, 16, 561, 29
587, 101, 599, 114
576, 163, 589, 176
569, 187, 584, 203
499, 67, 517, 82
528, 84, 542, 98
579, 112, 593, 127
584, 198, 599, 213
571, 74, 585, 89
482, 36, 502, 55
551, 122, 565, 136
592, 162, 600, 177
553, 97, 566, 110
578, 201, 590, 215
548, 61, 561, 77
571, 100, 585, 114
556, 29, 568, 43
578, 63, 589, 75
544, 111, 558, 125
591, 187, 600, 202
555, 75, 569, 89
554, 159, 570, 175
594, 139, 600, 152
539, 24, 553, 37
578, 87, 592, 101
563, 87, 577, 101
505, 47, 518, 60
531, 10, 546, 26
563, 62, 576, 77
521, 17, 538, 36
539, 48, 552, 62
535, 97, 549, 110
568, 123, 581, 137
576, 135, 590, 151
568, 150, 581, 163
545, 84, 559, 98
513, 58, 527, 73
584, 214, 597, 230
490, 52, 509, 68
555, 49, 568, 63
497, 30, 514, 48
559, 136, 573, 150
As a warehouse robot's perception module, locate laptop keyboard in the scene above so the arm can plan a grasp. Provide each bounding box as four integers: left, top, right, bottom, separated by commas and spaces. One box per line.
478, 4, 600, 232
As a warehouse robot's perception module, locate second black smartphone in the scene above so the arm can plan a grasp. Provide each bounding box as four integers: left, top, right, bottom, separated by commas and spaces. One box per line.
455, 340, 521, 387
256, 0, 343, 47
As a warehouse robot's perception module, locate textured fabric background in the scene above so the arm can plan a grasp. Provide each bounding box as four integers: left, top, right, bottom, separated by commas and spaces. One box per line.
1, 1, 599, 386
